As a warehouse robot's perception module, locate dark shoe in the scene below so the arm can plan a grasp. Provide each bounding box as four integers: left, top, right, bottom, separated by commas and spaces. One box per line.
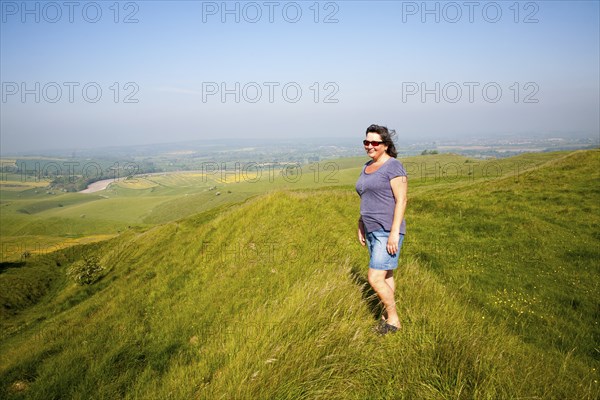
383, 323, 399, 334
375, 322, 399, 335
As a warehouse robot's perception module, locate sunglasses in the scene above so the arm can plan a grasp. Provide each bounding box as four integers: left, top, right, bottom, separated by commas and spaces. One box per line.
363, 140, 384, 147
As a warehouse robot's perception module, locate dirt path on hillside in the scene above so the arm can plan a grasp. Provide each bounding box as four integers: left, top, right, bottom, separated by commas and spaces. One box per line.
79, 178, 118, 193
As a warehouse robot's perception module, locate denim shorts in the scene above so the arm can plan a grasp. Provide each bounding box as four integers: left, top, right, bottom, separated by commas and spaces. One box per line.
366, 229, 405, 270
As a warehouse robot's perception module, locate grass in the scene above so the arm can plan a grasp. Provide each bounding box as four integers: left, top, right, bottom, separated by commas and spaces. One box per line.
405, 150, 600, 361
0, 149, 598, 398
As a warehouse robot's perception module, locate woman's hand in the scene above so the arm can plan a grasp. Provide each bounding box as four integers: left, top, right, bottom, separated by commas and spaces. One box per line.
358, 220, 366, 246
387, 231, 400, 255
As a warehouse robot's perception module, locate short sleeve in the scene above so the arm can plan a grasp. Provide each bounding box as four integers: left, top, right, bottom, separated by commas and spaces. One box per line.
386, 159, 407, 180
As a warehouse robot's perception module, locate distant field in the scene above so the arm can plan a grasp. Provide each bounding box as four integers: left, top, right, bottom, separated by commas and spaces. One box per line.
0, 182, 49, 191
0, 173, 51, 192
114, 177, 159, 190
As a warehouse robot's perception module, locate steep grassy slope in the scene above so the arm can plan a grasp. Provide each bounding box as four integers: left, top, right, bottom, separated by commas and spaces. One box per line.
406, 149, 600, 361
0, 150, 598, 399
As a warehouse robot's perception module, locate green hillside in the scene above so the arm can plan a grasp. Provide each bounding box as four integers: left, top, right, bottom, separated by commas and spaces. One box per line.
0, 150, 598, 398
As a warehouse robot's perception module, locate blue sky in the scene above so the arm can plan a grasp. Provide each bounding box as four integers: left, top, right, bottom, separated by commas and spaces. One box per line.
1, 0, 599, 153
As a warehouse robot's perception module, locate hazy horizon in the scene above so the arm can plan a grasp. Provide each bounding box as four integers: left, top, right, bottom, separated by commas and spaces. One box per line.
1, 130, 596, 158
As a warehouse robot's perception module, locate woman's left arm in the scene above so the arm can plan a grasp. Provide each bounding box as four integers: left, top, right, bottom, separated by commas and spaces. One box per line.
387, 175, 408, 255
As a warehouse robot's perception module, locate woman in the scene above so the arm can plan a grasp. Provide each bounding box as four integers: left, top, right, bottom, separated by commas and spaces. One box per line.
355, 124, 408, 334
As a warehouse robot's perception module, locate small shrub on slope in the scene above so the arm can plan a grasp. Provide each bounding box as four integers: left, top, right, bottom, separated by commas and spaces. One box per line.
67, 256, 104, 285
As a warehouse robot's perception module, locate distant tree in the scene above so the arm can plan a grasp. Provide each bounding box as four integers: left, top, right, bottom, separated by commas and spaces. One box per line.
421, 149, 439, 155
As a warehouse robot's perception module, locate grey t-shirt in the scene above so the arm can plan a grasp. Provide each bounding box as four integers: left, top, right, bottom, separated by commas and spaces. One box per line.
355, 157, 407, 234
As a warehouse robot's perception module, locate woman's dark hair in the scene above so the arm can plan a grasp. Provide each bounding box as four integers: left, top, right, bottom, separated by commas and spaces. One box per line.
365, 124, 398, 158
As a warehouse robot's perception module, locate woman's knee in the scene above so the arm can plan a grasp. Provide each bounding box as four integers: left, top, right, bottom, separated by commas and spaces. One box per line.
368, 269, 386, 287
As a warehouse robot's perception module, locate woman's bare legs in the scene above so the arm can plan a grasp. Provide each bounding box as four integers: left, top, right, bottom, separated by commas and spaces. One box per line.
381, 270, 395, 321
368, 269, 400, 328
